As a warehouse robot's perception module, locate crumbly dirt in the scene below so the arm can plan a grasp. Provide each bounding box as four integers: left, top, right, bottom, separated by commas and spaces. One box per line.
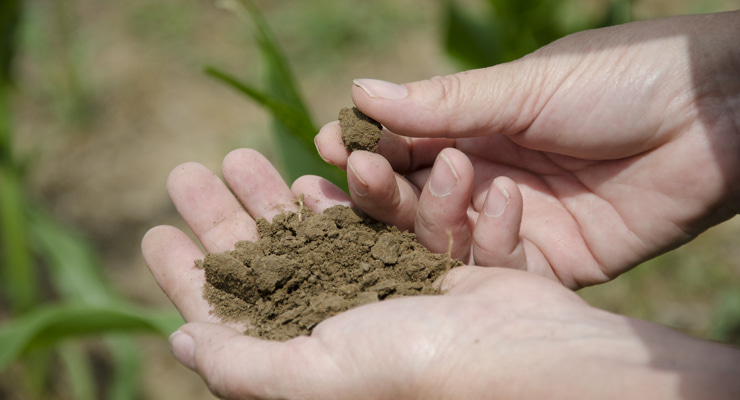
339, 106, 383, 152
200, 203, 461, 341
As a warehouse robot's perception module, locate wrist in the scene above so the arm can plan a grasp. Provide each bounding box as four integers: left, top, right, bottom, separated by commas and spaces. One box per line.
543, 312, 740, 400
435, 305, 740, 400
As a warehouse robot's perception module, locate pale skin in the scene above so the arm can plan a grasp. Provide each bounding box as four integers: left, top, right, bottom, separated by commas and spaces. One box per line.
315, 10, 740, 289
142, 11, 740, 400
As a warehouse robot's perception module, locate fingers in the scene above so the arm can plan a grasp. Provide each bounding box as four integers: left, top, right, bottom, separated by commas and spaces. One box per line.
291, 175, 353, 211
167, 162, 259, 252
315, 121, 351, 170
141, 226, 219, 324
170, 323, 334, 400
345, 151, 420, 232
168, 150, 301, 253
415, 148, 474, 261
471, 176, 527, 269
315, 120, 457, 174
222, 148, 299, 222
351, 68, 537, 139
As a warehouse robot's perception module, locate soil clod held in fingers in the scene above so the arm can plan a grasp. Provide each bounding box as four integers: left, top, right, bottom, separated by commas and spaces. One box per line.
339, 106, 383, 153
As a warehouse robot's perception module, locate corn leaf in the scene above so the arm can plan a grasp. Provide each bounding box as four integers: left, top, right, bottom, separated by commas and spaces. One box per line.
241, 0, 346, 186
0, 302, 183, 371
58, 343, 97, 400
238, 0, 308, 115
204, 66, 315, 150
0, 169, 37, 312
444, 0, 633, 69
105, 336, 142, 400
28, 200, 130, 306
0, 0, 21, 85
443, 0, 502, 69
207, 0, 347, 188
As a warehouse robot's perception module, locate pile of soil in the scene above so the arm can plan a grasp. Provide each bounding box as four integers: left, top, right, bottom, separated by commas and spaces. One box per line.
339, 106, 383, 152
201, 202, 460, 341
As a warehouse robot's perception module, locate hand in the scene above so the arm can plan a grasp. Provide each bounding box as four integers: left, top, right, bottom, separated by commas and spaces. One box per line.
315, 11, 740, 288
142, 148, 740, 400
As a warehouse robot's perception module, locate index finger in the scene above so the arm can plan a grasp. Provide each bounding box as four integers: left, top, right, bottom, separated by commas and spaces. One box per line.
315, 120, 455, 174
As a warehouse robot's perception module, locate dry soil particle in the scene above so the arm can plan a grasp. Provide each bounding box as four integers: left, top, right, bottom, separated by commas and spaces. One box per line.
201, 204, 461, 341
339, 106, 383, 152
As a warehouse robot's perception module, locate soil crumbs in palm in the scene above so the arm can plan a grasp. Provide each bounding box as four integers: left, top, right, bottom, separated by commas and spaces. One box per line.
201, 203, 460, 341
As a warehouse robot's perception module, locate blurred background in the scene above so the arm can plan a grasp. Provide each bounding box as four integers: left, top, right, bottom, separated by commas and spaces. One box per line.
2, 0, 739, 399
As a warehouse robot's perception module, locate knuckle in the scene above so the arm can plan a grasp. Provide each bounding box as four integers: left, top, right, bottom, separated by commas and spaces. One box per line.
430, 74, 464, 109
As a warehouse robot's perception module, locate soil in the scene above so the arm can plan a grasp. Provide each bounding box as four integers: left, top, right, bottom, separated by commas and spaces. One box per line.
339, 106, 383, 152
201, 201, 461, 341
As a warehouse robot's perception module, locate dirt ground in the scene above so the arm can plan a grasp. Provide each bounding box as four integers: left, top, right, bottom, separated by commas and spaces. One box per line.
9, 0, 740, 399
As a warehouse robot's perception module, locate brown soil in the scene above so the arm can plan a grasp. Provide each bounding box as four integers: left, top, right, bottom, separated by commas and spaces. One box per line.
201, 201, 461, 341
339, 106, 383, 152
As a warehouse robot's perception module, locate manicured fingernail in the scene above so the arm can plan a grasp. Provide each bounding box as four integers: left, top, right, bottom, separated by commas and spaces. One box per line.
353, 79, 408, 100
484, 179, 509, 217
347, 159, 368, 197
429, 153, 459, 197
169, 330, 196, 370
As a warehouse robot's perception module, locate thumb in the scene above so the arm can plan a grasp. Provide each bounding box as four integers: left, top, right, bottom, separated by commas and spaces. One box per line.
351, 65, 540, 139
169, 323, 336, 399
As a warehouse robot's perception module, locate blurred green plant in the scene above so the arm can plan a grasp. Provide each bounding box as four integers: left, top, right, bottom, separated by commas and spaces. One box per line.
443, 0, 632, 69
206, 0, 347, 188
0, 3, 182, 399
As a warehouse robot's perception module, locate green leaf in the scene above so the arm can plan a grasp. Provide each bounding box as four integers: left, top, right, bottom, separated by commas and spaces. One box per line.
0, 168, 37, 312
204, 66, 315, 150
207, 1, 348, 189
0, 0, 21, 85
58, 343, 97, 400
597, 0, 633, 28
443, 0, 502, 69
241, 0, 341, 184
238, 0, 308, 111
270, 115, 347, 188
0, 302, 183, 371
105, 336, 142, 400
711, 290, 740, 345
27, 205, 116, 306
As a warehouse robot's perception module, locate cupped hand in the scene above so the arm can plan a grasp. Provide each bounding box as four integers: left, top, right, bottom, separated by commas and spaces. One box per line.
142, 148, 740, 400
140, 147, 595, 399
315, 11, 740, 289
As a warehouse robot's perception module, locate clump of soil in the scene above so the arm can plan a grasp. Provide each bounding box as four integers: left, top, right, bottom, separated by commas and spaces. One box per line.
339, 106, 383, 152
201, 203, 460, 341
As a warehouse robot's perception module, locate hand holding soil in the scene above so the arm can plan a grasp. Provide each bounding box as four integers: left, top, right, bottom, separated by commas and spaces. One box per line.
188, 108, 463, 340
139, 147, 656, 399
201, 200, 459, 340
317, 14, 740, 288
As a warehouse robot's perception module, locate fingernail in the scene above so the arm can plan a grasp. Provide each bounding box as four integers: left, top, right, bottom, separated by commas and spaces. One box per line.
314, 136, 329, 163
484, 179, 509, 217
347, 159, 368, 197
429, 153, 459, 197
169, 330, 196, 370
353, 79, 408, 100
